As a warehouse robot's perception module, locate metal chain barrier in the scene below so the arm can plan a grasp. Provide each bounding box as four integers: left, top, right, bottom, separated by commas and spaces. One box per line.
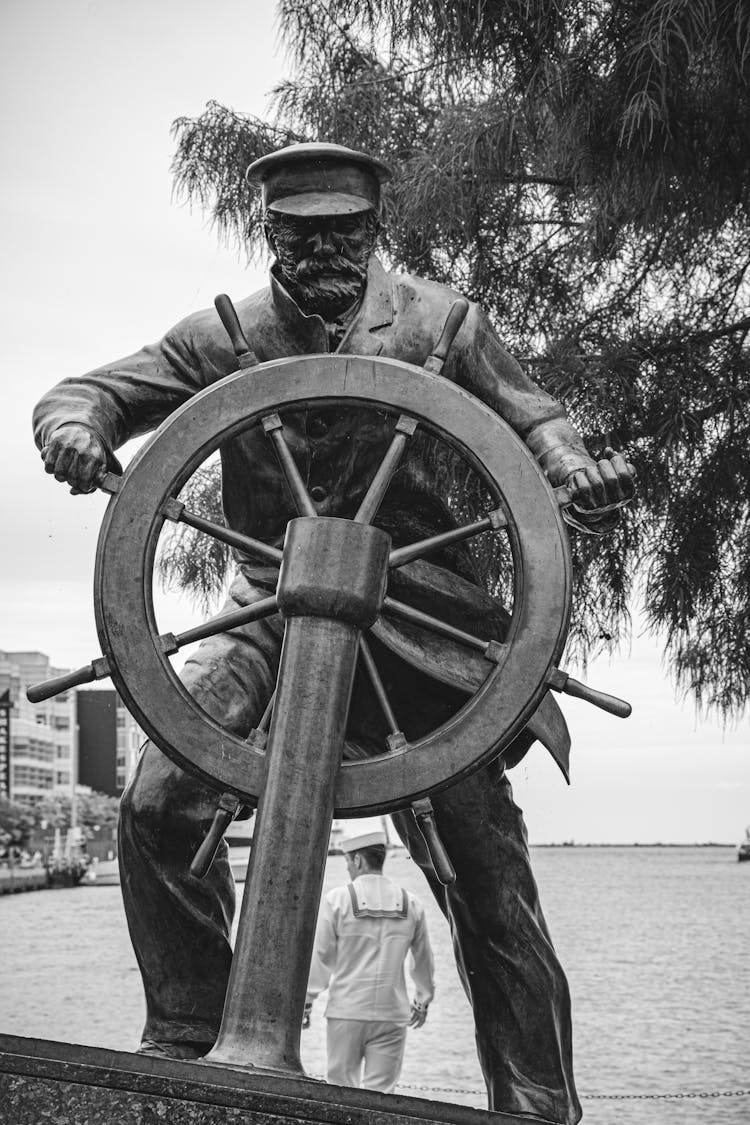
307, 1070, 750, 1102
393, 1082, 750, 1102
582, 1089, 750, 1102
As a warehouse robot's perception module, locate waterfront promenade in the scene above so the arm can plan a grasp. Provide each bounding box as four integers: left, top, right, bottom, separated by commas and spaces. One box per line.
0, 863, 46, 895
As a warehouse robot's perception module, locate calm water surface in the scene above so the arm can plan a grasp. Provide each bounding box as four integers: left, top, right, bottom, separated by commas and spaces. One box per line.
1, 846, 747, 1124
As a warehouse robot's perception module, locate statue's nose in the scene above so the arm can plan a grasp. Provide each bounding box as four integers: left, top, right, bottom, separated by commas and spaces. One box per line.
310, 230, 336, 257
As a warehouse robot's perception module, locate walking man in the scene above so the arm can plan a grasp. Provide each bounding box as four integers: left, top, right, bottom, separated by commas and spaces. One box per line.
306, 822, 434, 1094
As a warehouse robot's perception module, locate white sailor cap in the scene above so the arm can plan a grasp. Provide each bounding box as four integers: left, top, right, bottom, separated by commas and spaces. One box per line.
340, 818, 387, 853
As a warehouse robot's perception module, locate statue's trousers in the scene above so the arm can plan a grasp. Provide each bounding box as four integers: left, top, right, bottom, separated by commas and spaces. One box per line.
118, 571, 581, 1125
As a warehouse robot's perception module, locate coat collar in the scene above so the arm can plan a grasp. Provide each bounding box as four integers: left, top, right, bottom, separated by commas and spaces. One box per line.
269, 255, 393, 355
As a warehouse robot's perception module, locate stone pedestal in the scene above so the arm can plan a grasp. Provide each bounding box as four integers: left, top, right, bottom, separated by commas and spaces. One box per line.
0, 1034, 540, 1125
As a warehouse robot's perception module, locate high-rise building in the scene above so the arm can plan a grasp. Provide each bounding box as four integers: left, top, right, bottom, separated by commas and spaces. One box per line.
0, 651, 75, 803
0, 651, 144, 804
77, 689, 144, 797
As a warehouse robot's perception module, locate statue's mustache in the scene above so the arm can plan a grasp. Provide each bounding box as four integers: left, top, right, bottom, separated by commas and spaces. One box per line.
295, 254, 364, 279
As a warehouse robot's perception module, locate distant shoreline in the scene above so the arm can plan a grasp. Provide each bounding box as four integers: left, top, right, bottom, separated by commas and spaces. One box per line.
531, 841, 737, 848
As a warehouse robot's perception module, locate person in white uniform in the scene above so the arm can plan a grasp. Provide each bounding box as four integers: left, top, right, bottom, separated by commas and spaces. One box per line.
306, 821, 435, 1093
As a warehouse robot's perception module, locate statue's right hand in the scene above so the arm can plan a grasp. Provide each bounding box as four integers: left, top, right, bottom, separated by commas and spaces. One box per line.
41, 424, 109, 494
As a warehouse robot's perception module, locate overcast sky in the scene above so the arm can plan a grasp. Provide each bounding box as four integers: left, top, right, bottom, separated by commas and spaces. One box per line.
1, 0, 747, 844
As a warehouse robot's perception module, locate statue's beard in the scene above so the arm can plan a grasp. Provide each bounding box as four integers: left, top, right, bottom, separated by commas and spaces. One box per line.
290, 258, 368, 317
278, 253, 368, 318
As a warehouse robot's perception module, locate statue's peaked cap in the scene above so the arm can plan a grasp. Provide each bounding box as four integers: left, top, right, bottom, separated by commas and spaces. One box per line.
246, 142, 392, 217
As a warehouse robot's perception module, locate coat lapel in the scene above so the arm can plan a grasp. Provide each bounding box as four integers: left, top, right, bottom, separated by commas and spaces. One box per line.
337, 257, 393, 356
269, 269, 328, 354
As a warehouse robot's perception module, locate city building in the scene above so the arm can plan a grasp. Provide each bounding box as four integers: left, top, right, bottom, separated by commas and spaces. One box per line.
0, 651, 75, 803
77, 689, 144, 797
0, 651, 144, 804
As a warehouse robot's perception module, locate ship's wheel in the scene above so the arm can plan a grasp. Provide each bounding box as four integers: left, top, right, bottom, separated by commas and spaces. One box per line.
29, 297, 630, 1076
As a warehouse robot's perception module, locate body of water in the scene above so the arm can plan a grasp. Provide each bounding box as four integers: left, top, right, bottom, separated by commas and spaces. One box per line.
1, 845, 747, 1124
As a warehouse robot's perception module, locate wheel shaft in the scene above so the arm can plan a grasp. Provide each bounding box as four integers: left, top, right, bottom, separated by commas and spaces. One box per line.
204, 517, 390, 1075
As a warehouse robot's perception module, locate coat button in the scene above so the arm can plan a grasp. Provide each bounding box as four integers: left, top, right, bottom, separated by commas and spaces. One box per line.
307, 416, 329, 439
310, 485, 327, 503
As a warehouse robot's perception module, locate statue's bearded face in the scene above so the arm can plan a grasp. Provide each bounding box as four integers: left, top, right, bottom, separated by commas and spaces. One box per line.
265, 210, 378, 318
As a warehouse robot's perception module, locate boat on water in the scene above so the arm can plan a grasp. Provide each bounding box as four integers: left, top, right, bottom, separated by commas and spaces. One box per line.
738, 825, 750, 862
46, 855, 89, 887
45, 826, 89, 888
81, 857, 120, 885
80, 822, 257, 886
1, 825, 90, 892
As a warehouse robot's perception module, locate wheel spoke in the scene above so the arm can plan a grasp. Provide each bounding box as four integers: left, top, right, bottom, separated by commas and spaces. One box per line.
358, 636, 401, 738
190, 792, 241, 878
354, 415, 418, 524
257, 689, 276, 733
161, 595, 279, 652
382, 596, 506, 662
547, 668, 631, 717
27, 656, 111, 703
389, 508, 507, 569
162, 499, 283, 566
263, 413, 317, 517
246, 687, 277, 750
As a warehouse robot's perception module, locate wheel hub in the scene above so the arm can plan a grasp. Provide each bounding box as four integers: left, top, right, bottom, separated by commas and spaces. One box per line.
276, 517, 390, 628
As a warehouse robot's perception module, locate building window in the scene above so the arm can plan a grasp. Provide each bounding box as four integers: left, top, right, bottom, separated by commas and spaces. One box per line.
26, 739, 55, 763
12, 764, 54, 789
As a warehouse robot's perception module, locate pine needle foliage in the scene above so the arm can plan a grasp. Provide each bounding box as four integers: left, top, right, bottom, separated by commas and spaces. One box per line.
166, 0, 750, 716
156, 460, 232, 615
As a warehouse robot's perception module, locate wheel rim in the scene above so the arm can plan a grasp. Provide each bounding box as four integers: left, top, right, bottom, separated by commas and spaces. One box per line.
95, 353, 571, 813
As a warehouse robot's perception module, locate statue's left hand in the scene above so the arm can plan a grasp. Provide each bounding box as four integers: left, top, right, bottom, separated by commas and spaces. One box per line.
566, 447, 636, 514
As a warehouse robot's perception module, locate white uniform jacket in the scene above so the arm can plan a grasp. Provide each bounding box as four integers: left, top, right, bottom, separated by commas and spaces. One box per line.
307, 873, 435, 1023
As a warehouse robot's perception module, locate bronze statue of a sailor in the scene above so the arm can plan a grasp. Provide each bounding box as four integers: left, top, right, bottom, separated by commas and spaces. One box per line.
34, 142, 634, 1125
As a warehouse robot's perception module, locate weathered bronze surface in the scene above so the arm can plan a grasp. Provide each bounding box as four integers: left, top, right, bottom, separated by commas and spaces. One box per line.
29, 145, 635, 1120
206, 515, 393, 1074
74, 343, 591, 1089
27, 340, 629, 1121
90, 355, 572, 813
247, 142, 392, 217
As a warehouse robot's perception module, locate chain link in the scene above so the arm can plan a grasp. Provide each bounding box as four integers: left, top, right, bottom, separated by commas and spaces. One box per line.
583, 1089, 750, 1102
309, 1071, 750, 1103
394, 1082, 750, 1102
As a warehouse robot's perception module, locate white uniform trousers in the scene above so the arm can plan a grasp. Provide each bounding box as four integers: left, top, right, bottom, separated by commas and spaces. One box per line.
326, 1017, 407, 1093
